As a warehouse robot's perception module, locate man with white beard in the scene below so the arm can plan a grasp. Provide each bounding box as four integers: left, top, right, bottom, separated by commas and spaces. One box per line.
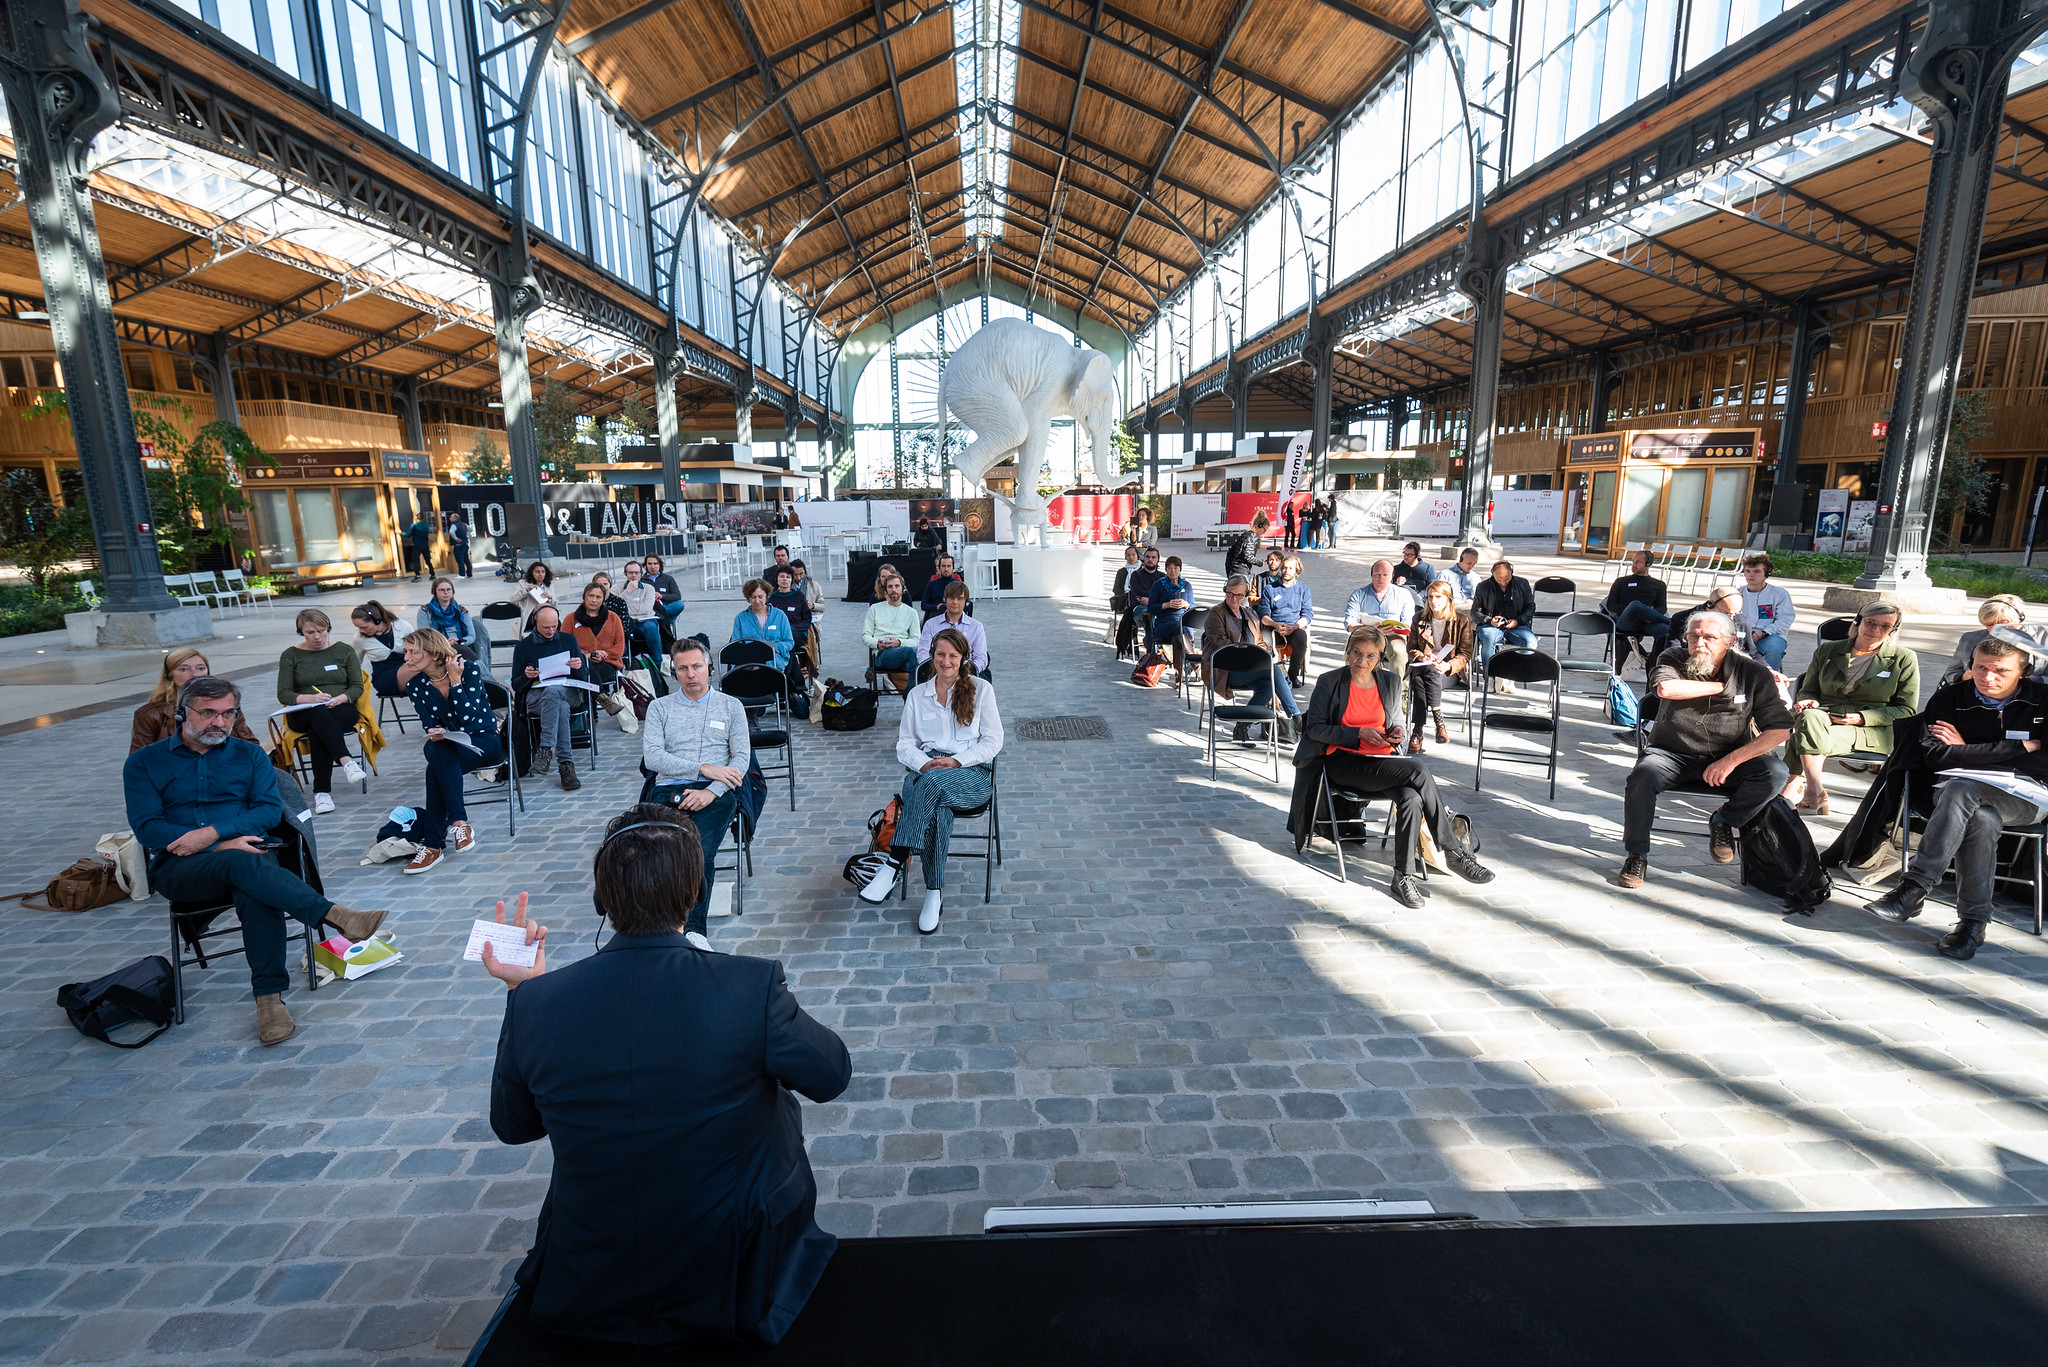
1619, 612, 1794, 890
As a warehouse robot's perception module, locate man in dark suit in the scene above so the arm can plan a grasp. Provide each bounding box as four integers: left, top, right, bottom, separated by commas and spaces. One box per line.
481, 807, 852, 1346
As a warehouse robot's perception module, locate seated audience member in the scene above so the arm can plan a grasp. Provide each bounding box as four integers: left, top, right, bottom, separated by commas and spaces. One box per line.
864, 572, 922, 694
1223, 511, 1269, 584
774, 504, 790, 530
771, 544, 793, 579
1126, 545, 1165, 638
732, 577, 806, 706
792, 559, 825, 679
569, 582, 635, 730
1604, 549, 1671, 672
1781, 600, 1918, 815
481, 812, 851, 1346
125, 676, 388, 1044
1940, 594, 2047, 686
619, 560, 663, 665
769, 567, 815, 676
351, 601, 405, 699
1667, 587, 1753, 655
1470, 560, 1537, 689
417, 576, 488, 674
1407, 580, 1473, 751
278, 607, 368, 814
1286, 625, 1494, 908
1390, 541, 1436, 596
1738, 553, 1796, 671
1862, 635, 2047, 959
1204, 574, 1300, 740
914, 516, 944, 551
920, 553, 965, 620
133, 647, 256, 751
857, 628, 1004, 933
1618, 612, 1794, 889
512, 560, 557, 628
512, 606, 585, 791
1443, 547, 1483, 610
1145, 554, 1197, 678
1254, 547, 1288, 602
642, 554, 687, 637
867, 561, 901, 604
643, 638, 753, 940
1258, 554, 1315, 691
1344, 559, 1418, 714
590, 570, 632, 626
395, 628, 504, 873
1106, 543, 1143, 647
917, 581, 990, 678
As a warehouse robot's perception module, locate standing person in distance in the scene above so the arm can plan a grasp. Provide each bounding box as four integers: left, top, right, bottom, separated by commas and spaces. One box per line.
407, 510, 432, 581
1223, 510, 1269, 585
445, 508, 473, 578
859, 628, 1004, 933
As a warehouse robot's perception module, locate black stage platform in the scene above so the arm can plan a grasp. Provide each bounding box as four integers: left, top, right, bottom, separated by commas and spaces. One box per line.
469, 1207, 2048, 1365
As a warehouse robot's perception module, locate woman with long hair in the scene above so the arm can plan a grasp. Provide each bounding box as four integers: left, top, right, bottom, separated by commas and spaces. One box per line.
512, 560, 556, 628
352, 600, 405, 699
1406, 580, 1474, 752
277, 607, 367, 813
1287, 625, 1493, 908
1224, 510, 1270, 584
393, 628, 504, 873
857, 628, 1004, 934
131, 647, 257, 751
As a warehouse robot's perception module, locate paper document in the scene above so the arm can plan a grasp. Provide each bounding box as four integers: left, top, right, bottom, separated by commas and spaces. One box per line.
537, 678, 600, 693
463, 919, 538, 967
1938, 768, 2048, 812
429, 731, 480, 751
536, 653, 570, 682
272, 699, 337, 718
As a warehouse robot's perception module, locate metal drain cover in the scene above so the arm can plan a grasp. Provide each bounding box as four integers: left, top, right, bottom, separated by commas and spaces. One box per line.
1015, 715, 1112, 741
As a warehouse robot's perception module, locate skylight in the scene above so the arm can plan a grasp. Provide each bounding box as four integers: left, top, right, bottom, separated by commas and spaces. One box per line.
954, 0, 1019, 249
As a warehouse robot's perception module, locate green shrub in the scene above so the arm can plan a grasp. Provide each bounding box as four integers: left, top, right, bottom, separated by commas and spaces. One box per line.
0, 584, 87, 639
1927, 557, 2048, 604
1759, 551, 1866, 584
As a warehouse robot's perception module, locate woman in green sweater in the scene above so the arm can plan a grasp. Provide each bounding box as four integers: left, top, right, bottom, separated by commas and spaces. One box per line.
278, 606, 367, 813
1781, 599, 1918, 816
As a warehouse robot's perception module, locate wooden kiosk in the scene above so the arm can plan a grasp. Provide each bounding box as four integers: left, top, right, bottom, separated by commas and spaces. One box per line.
1557, 428, 1765, 559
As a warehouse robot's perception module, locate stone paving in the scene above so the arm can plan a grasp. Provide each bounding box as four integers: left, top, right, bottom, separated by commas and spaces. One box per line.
2, 540, 2047, 1364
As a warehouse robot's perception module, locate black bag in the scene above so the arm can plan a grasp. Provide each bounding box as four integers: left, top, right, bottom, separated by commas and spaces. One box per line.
820, 678, 879, 731
1740, 797, 1833, 914
57, 955, 176, 1049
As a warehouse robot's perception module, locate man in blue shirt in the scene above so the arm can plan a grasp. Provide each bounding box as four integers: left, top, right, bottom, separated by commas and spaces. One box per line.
1257, 554, 1314, 690
1443, 547, 1484, 609
1389, 542, 1436, 596
123, 676, 387, 1045
1146, 554, 1197, 678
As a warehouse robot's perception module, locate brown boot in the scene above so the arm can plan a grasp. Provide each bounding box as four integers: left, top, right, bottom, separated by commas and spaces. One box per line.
560, 760, 582, 791
1407, 734, 1425, 755
324, 906, 388, 942
255, 993, 295, 1046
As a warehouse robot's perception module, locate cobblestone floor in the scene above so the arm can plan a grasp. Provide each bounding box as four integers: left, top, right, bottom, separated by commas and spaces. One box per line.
2, 541, 2046, 1364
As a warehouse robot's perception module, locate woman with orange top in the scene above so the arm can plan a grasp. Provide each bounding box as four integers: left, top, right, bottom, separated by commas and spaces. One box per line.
1287, 624, 1494, 907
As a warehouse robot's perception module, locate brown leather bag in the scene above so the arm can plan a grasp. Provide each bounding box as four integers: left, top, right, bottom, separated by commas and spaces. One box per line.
3, 856, 128, 913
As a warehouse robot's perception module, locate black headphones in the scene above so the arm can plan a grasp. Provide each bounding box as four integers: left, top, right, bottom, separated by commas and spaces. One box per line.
590, 818, 684, 943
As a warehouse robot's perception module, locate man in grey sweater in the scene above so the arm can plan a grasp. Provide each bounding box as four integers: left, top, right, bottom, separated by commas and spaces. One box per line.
1619, 611, 1793, 890
642, 638, 753, 943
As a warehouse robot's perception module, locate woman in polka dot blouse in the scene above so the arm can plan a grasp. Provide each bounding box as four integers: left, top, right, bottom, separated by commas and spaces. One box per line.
398, 628, 504, 873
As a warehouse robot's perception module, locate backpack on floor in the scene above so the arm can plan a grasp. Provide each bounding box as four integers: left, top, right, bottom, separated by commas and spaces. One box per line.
1130, 650, 1171, 688
2, 855, 127, 913
820, 678, 879, 731
1740, 796, 1833, 914
1606, 673, 1640, 729
57, 955, 176, 1048
841, 797, 905, 886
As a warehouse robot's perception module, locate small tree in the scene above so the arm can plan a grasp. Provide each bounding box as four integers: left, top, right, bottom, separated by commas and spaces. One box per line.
1937, 389, 1994, 530
1114, 421, 1143, 477
466, 427, 509, 484
617, 391, 653, 439
534, 380, 580, 481
0, 468, 90, 593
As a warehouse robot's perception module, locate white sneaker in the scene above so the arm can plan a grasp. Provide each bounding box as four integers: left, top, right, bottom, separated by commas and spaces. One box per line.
858, 858, 897, 903
312, 792, 335, 815
339, 758, 367, 786
684, 931, 713, 952
918, 890, 942, 934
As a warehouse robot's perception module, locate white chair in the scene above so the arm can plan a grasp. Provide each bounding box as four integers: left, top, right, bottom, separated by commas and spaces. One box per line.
701, 542, 738, 592
163, 574, 207, 610
78, 579, 100, 608
197, 570, 245, 616
222, 568, 276, 614
826, 535, 851, 581
969, 550, 1002, 599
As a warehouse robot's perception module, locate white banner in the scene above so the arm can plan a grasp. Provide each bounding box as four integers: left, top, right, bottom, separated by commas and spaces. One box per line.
792, 501, 871, 532
1845, 500, 1877, 555
1280, 431, 1310, 499
1171, 493, 1223, 540
873, 500, 912, 541
1333, 490, 1397, 540
1398, 489, 1462, 538
1489, 489, 1565, 536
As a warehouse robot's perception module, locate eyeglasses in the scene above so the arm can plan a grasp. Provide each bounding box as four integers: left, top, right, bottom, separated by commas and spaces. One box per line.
191, 706, 241, 720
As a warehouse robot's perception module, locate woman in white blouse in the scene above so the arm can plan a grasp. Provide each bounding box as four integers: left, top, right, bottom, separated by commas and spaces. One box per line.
858, 627, 1004, 933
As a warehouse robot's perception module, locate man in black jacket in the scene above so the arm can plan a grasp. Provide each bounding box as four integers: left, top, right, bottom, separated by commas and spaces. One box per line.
1603, 548, 1670, 672
1471, 559, 1537, 688
511, 607, 586, 789
483, 807, 851, 1345
1866, 636, 2048, 958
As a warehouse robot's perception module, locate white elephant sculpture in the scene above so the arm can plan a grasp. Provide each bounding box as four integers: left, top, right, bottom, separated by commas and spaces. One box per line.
936, 318, 1120, 532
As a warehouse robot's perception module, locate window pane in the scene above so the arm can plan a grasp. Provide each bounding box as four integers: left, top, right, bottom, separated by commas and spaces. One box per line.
251, 489, 296, 563
1662, 468, 1706, 539
1621, 468, 1661, 543
1587, 470, 1617, 552
1705, 468, 1748, 541
295, 489, 343, 561
337, 487, 383, 563
1562, 470, 1589, 552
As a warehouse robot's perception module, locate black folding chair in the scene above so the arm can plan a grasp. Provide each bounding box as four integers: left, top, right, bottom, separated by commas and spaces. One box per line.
1891, 767, 2044, 936
1555, 610, 1618, 685
1177, 608, 1211, 711
376, 689, 416, 735
463, 679, 522, 835
1473, 647, 1562, 798
1298, 769, 1397, 885
1632, 694, 1741, 843
721, 639, 773, 674
721, 663, 797, 810
1532, 576, 1578, 629
481, 602, 523, 672
164, 796, 322, 1024
1206, 642, 1282, 783
1816, 614, 1856, 644
895, 761, 1003, 904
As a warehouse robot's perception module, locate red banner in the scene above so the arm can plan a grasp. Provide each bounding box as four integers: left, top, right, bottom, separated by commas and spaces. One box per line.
1045, 493, 1133, 542
1224, 491, 1312, 526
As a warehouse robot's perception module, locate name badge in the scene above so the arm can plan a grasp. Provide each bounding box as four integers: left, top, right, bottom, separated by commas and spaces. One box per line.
2007, 729, 2031, 741
1730, 694, 1746, 705
1877, 671, 1891, 678
709, 720, 726, 730
324, 663, 340, 671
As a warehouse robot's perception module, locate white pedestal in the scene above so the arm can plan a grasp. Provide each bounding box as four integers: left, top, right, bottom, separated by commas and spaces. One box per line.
975, 545, 1098, 598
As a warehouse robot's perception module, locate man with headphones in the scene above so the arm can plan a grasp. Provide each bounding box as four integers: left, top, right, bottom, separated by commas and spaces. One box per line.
1867, 634, 2048, 959
123, 675, 390, 1045
481, 807, 851, 1346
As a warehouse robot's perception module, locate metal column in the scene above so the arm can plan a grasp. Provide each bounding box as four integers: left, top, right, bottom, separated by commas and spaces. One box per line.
206, 331, 241, 429
1456, 244, 1506, 547
491, 272, 544, 508
1303, 317, 1335, 492
653, 339, 684, 501
1860, 0, 2048, 588
1769, 310, 1828, 547
0, 0, 184, 627
396, 376, 425, 453
1226, 362, 1250, 449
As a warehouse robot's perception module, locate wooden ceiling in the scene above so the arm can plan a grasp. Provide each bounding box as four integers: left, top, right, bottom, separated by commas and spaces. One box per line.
564, 0, 1426, 337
